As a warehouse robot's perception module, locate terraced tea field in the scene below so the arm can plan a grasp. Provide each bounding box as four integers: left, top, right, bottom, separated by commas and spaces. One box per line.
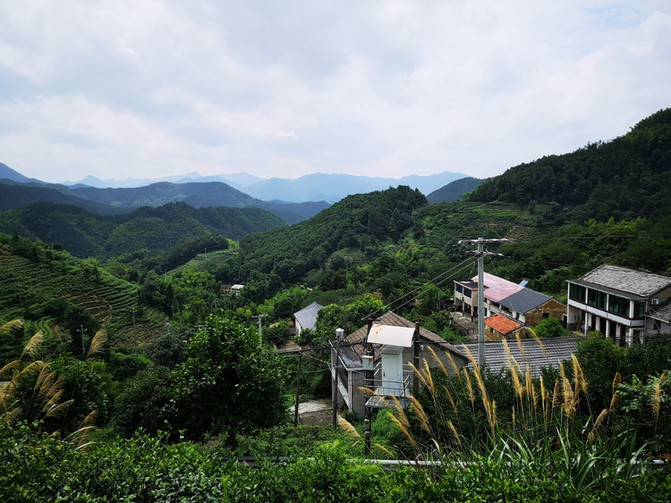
0, 250, 168, 347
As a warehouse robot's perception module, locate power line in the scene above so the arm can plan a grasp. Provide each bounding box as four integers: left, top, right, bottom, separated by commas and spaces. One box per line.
363, 257, 477, 321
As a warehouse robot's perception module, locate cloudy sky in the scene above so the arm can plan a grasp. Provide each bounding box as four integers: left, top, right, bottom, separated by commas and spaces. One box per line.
1, 1, 670, 184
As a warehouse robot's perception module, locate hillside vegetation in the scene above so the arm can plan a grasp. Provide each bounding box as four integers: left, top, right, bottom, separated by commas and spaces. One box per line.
0, 233, 168, 361
2, 110, 671, 500
470, 108, 671, 221
0, 202, 285, 259
426, 176, 483, 204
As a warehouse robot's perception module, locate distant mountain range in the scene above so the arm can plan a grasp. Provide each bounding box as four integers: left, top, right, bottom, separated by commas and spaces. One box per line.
66, 170, 471, 203
1, 162, 478, 225
237, 172, 470, 203
0, 163, 329, 224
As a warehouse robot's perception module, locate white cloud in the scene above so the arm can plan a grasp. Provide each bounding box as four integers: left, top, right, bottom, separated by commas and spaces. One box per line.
0, 1, 669, 183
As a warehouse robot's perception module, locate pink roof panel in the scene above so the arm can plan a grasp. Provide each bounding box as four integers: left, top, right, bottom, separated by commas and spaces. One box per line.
471, 272, 524, 303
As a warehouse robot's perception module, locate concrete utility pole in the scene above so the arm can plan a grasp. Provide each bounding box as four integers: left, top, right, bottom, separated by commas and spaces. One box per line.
252, 314, 265, 347
77, 325, 87, 355
294, 352, 303, 427
130, 308, 137, 355
332, 328, 344, 430
458, 238, 511, 369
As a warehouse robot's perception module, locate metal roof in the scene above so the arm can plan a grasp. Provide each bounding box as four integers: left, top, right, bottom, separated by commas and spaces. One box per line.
471, 272, 524, 303
345, 311, 467, 360
498, 288, 553, 314
366, 324, 415, 347
293, 301, 323, 331
575, 264, 671, 298
461, 337, 580, 377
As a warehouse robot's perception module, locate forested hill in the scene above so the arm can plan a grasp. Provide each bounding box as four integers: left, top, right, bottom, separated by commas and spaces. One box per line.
229, 186, 427, 288
469, 108, 671, 221
0, 202, 285, 258
69, 181, 329, 224
427, 176, 483, 204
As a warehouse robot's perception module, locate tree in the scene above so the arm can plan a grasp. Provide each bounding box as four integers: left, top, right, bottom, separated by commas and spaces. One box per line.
533, 316, 568, 338
174, 314, 288, 444
112, 365, 177, 437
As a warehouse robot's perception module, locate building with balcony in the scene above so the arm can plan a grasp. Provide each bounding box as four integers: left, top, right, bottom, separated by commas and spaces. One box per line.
566, 264, 671, 346
330, 311, 467, 417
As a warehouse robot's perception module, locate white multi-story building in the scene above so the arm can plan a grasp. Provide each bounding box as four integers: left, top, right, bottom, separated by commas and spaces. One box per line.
566, 264, 671, 346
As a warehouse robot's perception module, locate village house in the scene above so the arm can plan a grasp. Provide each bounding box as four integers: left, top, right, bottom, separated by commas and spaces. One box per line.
645, 300, 671, 336
454, 272, 567, 331
566, 264, 671, 346
330, 311, 468, 417
293, 301, 323, 337
484, 313, 523, 340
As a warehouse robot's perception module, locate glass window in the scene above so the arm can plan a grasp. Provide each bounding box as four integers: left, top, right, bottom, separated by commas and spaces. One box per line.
608, 295, 630, 318
569, 283, 586, 302
587, 289, 607, 309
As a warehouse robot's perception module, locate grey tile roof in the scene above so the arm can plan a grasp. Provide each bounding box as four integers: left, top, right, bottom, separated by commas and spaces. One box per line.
576, 264, 671, 298
460, 337, 581, 377
648, 300, 671, 323
293, 301, 323, 331
498, 288, 552, 314
342, 311, 467, 361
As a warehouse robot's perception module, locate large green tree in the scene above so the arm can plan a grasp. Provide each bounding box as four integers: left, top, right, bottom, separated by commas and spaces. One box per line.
174, 314, 288, 444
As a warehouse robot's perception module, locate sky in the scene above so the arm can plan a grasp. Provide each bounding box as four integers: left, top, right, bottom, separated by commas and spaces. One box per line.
1, 1, 670, 184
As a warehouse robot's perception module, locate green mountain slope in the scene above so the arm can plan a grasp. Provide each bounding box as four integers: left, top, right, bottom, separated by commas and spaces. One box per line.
0, 176, 329, 224
0, 237, 168, 361
427, 177, 484, 204
469, 108, 671, 221
0, 180, 132, 214
69, 181, 329, 224
222, 186, 427, 290
0, 202, 286, 258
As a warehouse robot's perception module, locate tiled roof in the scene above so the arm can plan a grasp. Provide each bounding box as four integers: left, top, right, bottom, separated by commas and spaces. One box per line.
293, 301, 323, 331
499, 288, 553, 314
461, 337, 580, 377
576, 264, 671, 298
648, 300, 671, 323
485, 313, 523, 335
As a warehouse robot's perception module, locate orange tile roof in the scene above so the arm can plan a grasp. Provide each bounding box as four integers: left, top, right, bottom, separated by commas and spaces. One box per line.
485, 313, 523, 336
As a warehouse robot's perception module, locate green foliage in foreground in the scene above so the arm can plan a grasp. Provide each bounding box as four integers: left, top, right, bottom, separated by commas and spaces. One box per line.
1, 424, 670, 502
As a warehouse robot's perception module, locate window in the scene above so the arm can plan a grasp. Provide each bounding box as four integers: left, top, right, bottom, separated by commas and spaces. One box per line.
608, 295, 630, 318
633, 301, 645, 320
569, 283, 586, 302
455, 284, 463, 294
587, 289, 607, 309
464, 288, 472, 298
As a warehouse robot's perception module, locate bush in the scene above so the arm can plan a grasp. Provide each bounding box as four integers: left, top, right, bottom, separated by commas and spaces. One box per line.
533, 316, 568, 338
112, 366, 177, 437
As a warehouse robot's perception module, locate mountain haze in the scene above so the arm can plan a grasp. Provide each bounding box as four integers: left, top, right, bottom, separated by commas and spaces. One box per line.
243, 172, 469, 202
0, 174, 328, 224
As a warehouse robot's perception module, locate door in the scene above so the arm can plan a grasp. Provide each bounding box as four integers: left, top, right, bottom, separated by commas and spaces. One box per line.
381, 348, 403, 396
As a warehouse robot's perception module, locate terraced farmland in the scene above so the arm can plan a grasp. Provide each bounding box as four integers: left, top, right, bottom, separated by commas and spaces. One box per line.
0, 250, 168, 347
